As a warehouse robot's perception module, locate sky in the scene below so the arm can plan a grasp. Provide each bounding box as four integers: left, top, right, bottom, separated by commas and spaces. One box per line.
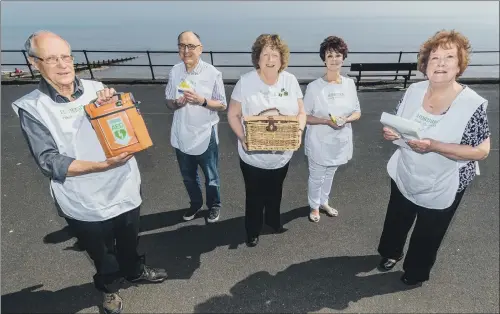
1, 1, 498, 53
2, 1, 499, 26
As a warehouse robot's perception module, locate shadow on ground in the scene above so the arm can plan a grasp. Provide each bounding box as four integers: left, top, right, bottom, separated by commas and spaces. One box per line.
3, 206, 310, 313
3, 207, 414, 313
1, 283, 102, 314
1, 254, 415, 314
41, 206, 309, 280
194, 254, 417, 313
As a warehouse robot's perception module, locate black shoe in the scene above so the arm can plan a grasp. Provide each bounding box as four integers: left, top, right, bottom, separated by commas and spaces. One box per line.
378, 255, 404, 271
246, 236, 259, 247
401, 274, 423, 286
127, 265, 167, 283
207, 207, 220, 223
183, 206, 202, 221
273, 227, 288, 234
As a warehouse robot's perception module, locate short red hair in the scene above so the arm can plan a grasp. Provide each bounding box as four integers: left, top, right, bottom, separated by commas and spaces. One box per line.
418, 29, 472, 78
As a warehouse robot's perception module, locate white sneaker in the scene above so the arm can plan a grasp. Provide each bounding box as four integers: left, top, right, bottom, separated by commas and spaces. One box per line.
320, 203, 338, 217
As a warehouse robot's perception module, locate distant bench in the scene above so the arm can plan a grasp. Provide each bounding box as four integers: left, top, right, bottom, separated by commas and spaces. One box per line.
348, 62, 418, 90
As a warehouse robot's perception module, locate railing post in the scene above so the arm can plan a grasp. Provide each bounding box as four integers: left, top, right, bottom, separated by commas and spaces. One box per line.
394, 51, 403, 80
357, 64, 362, 91
21, 50, 35, 79
146, 50, 155, 80
210, 51, 214, 65
82, 50, 94, 79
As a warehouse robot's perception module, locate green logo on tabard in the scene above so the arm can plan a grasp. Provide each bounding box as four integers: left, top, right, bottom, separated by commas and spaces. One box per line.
107, 117, 131, 145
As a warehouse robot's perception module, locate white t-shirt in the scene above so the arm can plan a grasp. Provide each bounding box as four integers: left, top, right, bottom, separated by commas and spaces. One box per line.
231, 70, 304, 169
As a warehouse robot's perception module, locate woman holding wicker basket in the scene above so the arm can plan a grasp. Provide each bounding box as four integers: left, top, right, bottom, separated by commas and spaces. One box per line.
227, 34, 307, 247
303, 36, 361, 223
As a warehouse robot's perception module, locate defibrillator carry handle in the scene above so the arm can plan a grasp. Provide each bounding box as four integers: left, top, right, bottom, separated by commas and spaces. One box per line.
85, 93, 143, 122
90, 92, 126, 108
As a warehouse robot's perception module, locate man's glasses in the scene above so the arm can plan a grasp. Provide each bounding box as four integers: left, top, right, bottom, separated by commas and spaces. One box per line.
178, 44, 200, 51
32, 55, 74, 65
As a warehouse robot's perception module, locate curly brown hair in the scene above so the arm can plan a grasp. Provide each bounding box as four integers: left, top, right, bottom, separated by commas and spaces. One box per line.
251, 34, 290, 73
418, 29, 472, 78
320, 36, 348, 61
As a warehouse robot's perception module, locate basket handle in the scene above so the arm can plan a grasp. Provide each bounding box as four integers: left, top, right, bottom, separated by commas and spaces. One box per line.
257, 108, 282, 116
251, 108, 282, 132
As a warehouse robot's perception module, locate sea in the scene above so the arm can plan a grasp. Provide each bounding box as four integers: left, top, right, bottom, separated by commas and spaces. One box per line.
2, 1, 499, 80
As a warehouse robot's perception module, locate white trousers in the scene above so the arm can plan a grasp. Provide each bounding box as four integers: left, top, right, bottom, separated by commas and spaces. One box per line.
307, 158, 339, 210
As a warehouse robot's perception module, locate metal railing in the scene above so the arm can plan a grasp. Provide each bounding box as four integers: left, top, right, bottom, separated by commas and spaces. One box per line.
2, 49, 499, 80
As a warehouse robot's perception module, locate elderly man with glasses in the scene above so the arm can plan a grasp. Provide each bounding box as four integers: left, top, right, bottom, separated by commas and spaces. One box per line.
11, 30, 167, 314
165, 30, 227, 223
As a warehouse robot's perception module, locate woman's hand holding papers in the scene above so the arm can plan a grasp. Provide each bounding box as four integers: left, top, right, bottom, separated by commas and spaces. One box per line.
384, 125, 435, 153
408, 139, 434, 153
382, 127, 401, 141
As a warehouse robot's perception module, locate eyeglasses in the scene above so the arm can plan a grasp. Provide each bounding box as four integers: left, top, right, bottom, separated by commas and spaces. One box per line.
178, 44, 200, 51
32, 54, 74, 65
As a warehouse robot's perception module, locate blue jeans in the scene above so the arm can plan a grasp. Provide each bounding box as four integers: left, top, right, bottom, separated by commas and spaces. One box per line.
175, 127, 221, 210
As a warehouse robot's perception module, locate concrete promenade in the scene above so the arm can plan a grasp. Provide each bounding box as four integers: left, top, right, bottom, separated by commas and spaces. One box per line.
1, 83, 499, 313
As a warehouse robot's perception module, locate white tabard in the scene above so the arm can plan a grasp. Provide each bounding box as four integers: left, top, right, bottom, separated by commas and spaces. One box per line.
12, 79, 142, 221
387, 81, 487, 209
304, 76, 360, 166
170, 64, 220, 155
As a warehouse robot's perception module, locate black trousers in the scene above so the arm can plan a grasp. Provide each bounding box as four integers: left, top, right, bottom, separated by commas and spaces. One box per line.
64, 207, 144, 293
239, 158, 290, 238
378, 179, 465, 282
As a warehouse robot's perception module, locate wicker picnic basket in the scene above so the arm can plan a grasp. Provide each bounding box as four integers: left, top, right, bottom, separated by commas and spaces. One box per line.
243, 108, 300, 151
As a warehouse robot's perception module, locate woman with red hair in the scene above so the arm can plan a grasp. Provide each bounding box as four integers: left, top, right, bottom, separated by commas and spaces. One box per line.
377, 30, 491, 286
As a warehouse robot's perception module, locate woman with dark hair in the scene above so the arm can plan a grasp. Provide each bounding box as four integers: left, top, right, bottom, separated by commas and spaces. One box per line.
303, 36, 361, 222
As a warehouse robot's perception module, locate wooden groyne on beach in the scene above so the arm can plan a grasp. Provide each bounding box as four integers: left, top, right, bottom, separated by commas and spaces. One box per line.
74, 56, 138, 72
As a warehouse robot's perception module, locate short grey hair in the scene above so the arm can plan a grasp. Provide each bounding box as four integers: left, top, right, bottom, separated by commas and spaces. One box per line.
177, 30, 201, 44
24, 30, 71, 57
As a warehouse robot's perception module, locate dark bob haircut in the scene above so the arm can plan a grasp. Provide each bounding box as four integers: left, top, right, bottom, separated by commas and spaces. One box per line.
319, 36, 349, 61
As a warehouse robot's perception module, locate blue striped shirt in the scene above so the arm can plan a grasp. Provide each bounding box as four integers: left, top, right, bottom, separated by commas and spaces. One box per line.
165, 59, 226, 106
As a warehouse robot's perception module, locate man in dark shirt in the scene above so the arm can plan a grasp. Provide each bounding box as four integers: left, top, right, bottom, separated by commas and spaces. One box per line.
13, 30, 167, 314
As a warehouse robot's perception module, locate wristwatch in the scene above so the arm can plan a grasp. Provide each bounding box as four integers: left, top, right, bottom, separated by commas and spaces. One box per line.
202, 98, 207, 107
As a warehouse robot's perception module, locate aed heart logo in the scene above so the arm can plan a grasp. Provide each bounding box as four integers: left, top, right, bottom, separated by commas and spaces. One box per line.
107, 117, 131, 146
114, 129, 127, 140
